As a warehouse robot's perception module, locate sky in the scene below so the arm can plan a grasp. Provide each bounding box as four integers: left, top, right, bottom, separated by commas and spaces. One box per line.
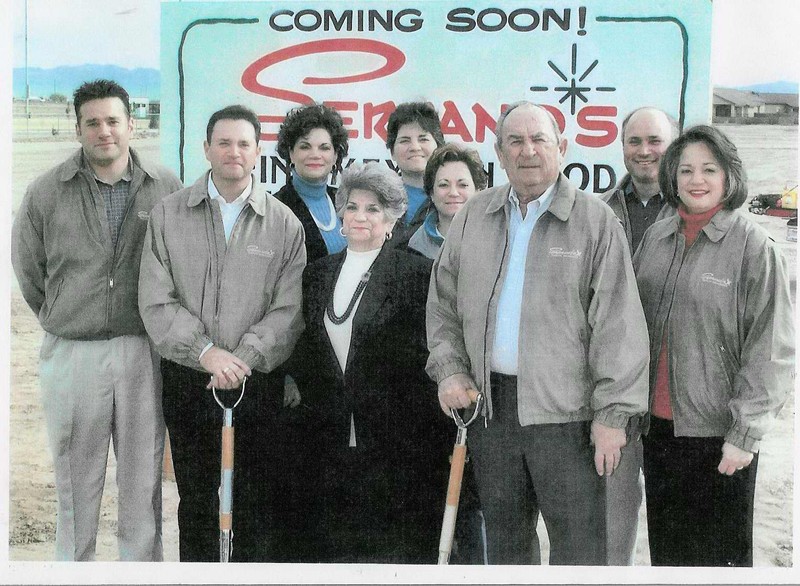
7, 0, 800, 87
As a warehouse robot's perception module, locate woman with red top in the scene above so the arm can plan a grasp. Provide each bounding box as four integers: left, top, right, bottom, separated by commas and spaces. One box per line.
633, 125, 794, 566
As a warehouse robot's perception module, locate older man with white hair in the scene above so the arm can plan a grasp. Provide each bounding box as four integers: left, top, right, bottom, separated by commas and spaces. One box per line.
426, 102, 649, 565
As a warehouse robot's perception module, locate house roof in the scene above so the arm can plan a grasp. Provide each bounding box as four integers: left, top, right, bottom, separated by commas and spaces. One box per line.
756, 92, 799, 109
713, 87, 765, 107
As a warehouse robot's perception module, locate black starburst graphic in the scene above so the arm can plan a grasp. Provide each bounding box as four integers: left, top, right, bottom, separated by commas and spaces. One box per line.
530, 44, 616, 115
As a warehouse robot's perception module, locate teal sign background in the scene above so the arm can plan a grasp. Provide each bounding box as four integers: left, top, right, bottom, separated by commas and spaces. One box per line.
161, 1, 712, 192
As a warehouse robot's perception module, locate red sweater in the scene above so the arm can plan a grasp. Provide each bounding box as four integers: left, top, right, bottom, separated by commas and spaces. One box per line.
651, 203, 724, 419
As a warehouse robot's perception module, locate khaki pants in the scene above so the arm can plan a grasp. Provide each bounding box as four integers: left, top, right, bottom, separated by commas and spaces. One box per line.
39, 333, 165, 561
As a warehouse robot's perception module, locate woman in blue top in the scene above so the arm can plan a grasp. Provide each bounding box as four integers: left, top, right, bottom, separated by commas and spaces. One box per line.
385, 102, 445, 240
407, 143, 488, 259
275, 103, 350, 263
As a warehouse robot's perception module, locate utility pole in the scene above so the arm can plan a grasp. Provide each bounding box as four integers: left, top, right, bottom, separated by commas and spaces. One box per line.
25, 0, 30, 128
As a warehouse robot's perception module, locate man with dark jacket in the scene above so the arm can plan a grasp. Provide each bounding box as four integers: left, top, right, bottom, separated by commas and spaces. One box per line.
11, 79, 182, 561
600, 106, 678, 565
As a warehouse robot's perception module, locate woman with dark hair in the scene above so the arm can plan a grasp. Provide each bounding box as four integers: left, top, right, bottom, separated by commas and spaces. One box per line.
386, 102, 445, 235
275, 103, 350, 263
288, 162, 451, 563
634, 125, 794, 566
408, 143, 488, 259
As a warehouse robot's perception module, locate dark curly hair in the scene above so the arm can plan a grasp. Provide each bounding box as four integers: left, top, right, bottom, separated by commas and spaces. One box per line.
423, 143, 488, 196
385, 102, 445, 153
73, 79, 130, 124
276, 103, 349, 166
659, 124, 748, 210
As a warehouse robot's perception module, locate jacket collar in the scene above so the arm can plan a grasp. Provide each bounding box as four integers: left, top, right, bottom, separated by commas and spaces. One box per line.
187, 170, 267, 216
59, 146, 160, 183
486, 174, 575, 221
702, 208, 737, 242
654, 206, 736, 243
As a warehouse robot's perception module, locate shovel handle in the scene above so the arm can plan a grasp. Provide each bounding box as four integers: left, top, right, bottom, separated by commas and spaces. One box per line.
220, 421, 234, 531
439, 441, 468, 564
446, 444, 467, 506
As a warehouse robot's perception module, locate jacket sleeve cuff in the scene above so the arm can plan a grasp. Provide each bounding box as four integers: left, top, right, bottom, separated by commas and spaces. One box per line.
426, 360, 471, 385
190, 334, 214, 366
198, 342, 214, 361
232, 344, 262, 372
725, 424, 761, 453
592, 409, 630, 429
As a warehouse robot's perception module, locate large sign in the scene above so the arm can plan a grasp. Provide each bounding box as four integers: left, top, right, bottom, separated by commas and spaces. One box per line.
161, 1, 712, 192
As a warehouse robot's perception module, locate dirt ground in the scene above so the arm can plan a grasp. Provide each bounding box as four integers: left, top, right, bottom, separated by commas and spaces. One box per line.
6, 126, 798, 568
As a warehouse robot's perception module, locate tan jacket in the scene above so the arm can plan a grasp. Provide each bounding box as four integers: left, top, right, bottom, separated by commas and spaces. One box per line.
138, 172, 306, 373
11, 147, 182, 339
426, 175, 650, 427
633, 209, 794, 451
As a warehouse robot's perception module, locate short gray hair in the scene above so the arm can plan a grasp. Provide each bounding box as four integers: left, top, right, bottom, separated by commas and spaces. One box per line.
335, 163, 408, 222
495, 101, 561, 148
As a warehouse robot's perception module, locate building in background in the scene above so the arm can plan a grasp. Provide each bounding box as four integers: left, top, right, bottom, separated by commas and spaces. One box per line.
714, 87, 798, 124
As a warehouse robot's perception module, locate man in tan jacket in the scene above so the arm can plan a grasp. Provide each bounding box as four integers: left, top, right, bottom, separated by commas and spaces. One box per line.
12, 79, 182, 560
427, 102, 649, 565
139, 104, 306, 561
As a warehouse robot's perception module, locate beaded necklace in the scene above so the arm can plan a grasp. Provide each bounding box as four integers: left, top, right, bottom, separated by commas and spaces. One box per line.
325, 255, 379, 325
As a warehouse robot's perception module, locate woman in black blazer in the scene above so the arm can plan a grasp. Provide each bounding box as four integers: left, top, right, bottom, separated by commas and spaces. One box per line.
289, 162, 451, 564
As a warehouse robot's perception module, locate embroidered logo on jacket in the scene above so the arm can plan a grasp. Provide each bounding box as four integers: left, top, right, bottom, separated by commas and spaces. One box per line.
137, 211, 150, 221
246, 245, 275, 258
701, 273, 732, 287
548, 247, 582, 259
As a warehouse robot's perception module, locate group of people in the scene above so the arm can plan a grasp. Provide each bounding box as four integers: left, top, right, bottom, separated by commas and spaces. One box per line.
11, 79, 793, 567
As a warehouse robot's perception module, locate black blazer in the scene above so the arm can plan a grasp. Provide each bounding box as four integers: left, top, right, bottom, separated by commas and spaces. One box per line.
272, 180, 339, 264
289, 246, 449, 459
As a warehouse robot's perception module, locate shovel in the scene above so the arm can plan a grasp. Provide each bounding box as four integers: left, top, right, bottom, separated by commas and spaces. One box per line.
213, 378, 247, 563
438, 389, 484, 565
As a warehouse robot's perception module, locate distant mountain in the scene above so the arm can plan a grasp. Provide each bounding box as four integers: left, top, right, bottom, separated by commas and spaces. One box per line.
738, 81, 798, 94
12, 65, 160, 100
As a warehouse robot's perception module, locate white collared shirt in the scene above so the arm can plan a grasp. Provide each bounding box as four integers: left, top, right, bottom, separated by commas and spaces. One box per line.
490, 183, 556, 375
208, 174, 253, 242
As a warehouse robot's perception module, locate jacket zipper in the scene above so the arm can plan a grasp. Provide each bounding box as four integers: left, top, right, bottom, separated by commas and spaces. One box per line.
661, 235, 697, 418
210, 201, 222, 342
482, 226, 509, 427
211, 201, 248, 344
103, 172, 140, 334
